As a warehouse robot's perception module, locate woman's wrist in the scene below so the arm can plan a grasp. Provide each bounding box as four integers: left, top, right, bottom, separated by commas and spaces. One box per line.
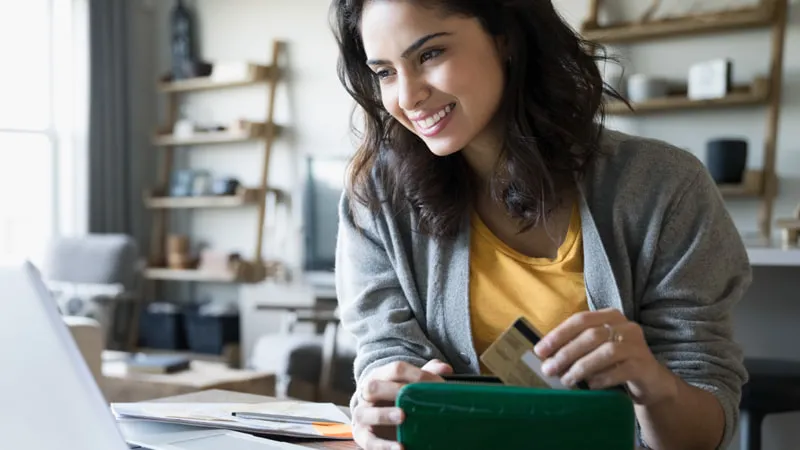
640, 361, 680, 407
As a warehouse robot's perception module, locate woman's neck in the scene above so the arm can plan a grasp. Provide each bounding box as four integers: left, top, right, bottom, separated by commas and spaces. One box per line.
461, 119, 505, 184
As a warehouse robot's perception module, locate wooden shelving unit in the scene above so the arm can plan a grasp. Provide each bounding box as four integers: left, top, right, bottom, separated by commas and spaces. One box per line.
143, 259, 281, 284
605, 79, 770, 116
584, 0, 788, 243
152, 128, 273, 147
718, 170, 764, 198
582, 3, 777, 44
145, 39, 286, 283
158, 64, 274, 93
144, 267, 245, 282
143, 187, 280, 209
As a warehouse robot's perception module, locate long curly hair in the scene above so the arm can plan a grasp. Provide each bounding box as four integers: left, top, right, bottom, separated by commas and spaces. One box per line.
331, 0, 623, 238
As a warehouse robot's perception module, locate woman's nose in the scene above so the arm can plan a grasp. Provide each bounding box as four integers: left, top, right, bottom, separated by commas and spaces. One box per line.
397, 74, 429, 111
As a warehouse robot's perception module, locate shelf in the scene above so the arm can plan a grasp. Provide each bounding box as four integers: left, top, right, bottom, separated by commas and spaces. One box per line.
153, 127, 281, 147
143, 267, 256, 283
143, 259, 280, 284
582, 3, 776, 44
144, 188, 273, 209
746, 248, 800, 267
776, 218, 800, 230
717, 170, 764, 198
606, 79, 769, 116
158, 65, 275, 93
153, 131, 261, 147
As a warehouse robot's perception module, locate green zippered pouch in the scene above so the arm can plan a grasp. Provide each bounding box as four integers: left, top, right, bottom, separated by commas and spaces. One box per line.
396, 382, 635, 450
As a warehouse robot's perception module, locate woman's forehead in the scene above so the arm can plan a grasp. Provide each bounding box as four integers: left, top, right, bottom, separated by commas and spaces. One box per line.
360, 2, 469, 57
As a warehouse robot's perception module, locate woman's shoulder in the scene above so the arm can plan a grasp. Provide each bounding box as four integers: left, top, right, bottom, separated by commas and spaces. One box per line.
597, 128, 707, 179
585, 128, 711, 203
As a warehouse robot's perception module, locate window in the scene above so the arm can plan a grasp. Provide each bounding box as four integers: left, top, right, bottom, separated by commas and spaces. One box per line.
0, 0, 88, 264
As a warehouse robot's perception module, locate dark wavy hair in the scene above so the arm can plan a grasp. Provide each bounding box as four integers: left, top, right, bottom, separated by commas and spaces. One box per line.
331, 0, 623, 238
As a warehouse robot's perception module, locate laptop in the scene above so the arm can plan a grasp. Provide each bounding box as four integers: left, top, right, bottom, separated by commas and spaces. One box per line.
0, 261, 306, 450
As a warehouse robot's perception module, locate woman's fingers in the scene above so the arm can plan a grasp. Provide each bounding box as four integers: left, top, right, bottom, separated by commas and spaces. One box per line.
360, 379, 405, 404
541, 321, 630, 379
421, 359, 454, 376
535, 308, 626, 359
353, 405, 404, 450
353, 422, 403, 450
586, 359, 634, 390
371, 360, 447, 384
353, 405, 405, 427
353, 360, 451, 450
559, 340, 629, 387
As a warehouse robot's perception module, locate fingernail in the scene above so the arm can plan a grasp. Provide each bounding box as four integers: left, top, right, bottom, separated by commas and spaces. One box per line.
368, 380, 377, 393
389, 409, 403, 424
534, 342, 548, 357
562, 376, 575, 387
391, 444, 402, 450
541, 359, 556, 376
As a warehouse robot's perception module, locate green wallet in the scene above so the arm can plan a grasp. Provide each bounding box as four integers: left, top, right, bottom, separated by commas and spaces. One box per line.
396, 382, 635, 449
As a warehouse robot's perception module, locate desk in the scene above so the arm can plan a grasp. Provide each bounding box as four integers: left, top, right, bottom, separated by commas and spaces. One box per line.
103, 355, 275, 403
147, 389, 355, 450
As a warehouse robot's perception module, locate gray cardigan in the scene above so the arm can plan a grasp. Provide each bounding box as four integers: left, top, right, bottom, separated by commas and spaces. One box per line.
335, 129, 751, 449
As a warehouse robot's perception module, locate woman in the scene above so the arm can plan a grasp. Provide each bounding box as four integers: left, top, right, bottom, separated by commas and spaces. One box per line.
331, 1, 750, 449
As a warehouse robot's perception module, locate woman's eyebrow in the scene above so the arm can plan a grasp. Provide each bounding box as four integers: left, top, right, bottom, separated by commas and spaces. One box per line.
366, 31, 452, 65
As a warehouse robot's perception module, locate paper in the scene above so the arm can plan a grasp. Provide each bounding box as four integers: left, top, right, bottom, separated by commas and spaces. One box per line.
312, 423, 354, 438
111, 402, 353, 441
232, 401, 350, 424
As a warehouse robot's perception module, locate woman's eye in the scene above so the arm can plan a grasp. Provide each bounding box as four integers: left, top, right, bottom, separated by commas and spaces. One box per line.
375, 69, 393, 79
420, 48, 444, 63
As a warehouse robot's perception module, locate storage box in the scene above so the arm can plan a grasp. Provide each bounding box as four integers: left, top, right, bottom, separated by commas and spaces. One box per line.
184, 310, 240, 355
137, 303, 188, 350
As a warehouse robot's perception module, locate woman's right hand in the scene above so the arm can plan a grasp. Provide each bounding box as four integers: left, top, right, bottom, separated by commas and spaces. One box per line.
352, 359, 453, 450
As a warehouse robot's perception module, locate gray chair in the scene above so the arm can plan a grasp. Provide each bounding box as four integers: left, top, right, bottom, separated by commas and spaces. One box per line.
250, 305, 356, 405
42, 234, 143, 351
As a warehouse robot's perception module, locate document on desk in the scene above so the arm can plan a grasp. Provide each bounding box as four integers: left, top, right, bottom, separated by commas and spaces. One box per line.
111, 401, 353, 440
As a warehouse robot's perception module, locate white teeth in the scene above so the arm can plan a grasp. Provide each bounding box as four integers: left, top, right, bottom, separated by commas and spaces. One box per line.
414, 104, 453, 130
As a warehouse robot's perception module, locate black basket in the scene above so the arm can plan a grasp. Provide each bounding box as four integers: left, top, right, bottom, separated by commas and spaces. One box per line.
183, 311, 240, 355
137, 306, 188, 350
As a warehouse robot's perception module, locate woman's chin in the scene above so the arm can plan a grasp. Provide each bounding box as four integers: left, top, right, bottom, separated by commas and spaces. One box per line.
422, 137, 467, 157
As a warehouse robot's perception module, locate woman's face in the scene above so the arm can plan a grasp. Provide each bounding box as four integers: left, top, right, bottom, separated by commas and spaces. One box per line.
360, 1, 506, 157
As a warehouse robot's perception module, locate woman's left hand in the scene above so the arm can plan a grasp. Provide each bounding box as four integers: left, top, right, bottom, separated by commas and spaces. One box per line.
534, 308, 678, 406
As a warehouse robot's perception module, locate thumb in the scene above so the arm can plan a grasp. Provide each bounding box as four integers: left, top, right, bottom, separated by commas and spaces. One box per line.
421, 359, 454, 376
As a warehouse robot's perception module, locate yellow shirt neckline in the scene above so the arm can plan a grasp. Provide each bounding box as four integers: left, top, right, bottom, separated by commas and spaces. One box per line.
470, 203, 581, 266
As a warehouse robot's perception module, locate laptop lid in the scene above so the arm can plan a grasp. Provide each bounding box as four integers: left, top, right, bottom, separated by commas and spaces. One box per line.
0, 261, 129, 449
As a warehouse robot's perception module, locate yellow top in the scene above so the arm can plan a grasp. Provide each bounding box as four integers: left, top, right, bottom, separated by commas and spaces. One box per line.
469, 204, 588, 371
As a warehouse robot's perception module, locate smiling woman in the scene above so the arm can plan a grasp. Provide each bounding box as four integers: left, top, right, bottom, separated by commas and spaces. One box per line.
330, 1, 750, 450
335, 0, 616, 238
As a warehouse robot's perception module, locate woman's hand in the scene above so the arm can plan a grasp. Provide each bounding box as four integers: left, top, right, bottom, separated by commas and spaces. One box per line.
352, 359, 453, 450
534, 308, 678, 406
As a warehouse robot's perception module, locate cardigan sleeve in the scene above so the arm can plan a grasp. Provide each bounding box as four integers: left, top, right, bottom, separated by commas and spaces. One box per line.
334, 191, 449, 414
640, 163, 751, 450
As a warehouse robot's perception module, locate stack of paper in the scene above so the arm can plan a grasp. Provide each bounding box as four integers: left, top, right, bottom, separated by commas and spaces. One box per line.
111, 401, 353, 440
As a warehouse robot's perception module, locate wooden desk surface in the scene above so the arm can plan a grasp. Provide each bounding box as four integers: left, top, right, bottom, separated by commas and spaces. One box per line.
148, 389, 357, 450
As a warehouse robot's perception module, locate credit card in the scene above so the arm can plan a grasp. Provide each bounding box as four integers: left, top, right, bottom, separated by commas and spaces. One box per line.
480, 316, 589, 390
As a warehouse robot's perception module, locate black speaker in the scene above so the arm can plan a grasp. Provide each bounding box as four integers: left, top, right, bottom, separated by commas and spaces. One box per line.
706, 138, 748, 184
